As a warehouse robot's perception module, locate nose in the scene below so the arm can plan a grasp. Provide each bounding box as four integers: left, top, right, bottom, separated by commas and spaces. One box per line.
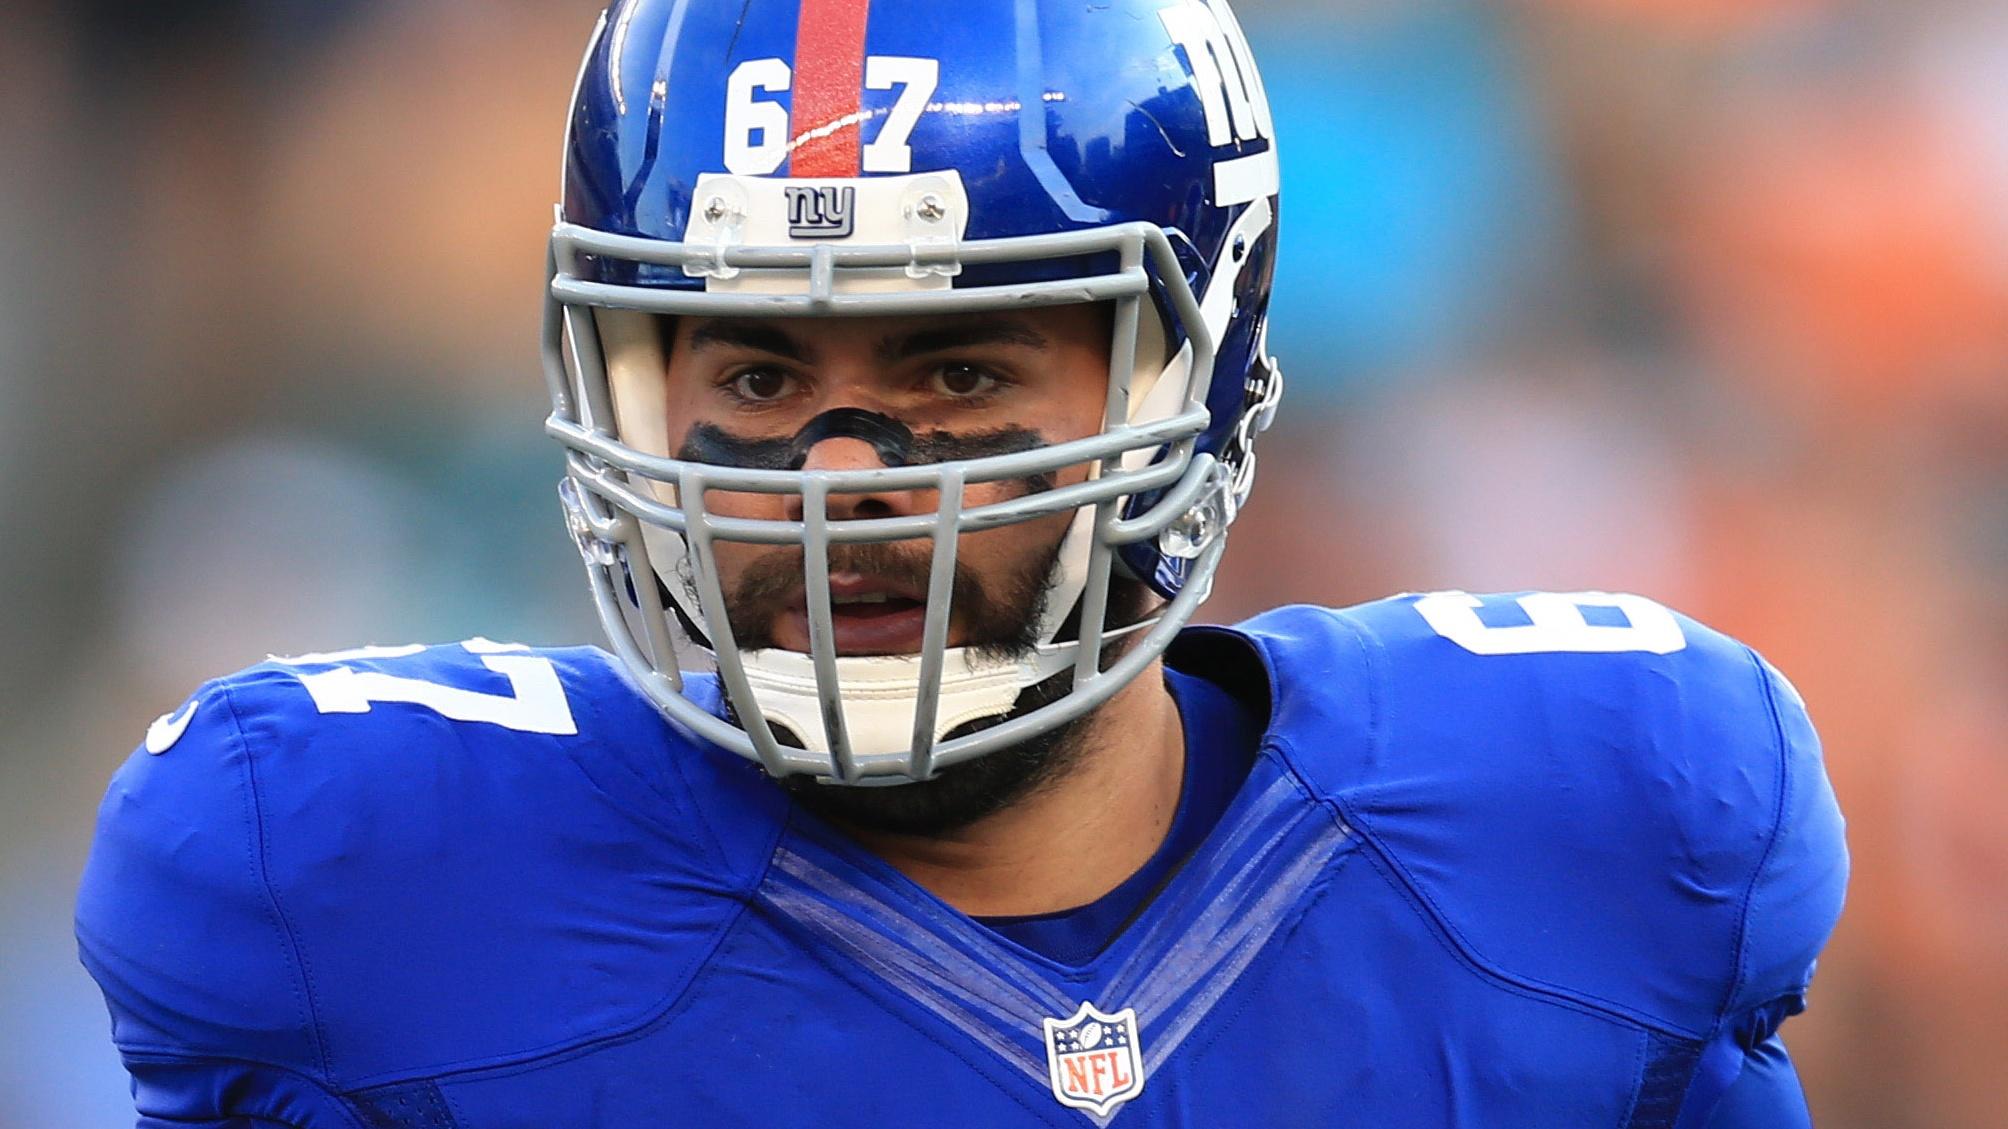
786, 434, 930, 523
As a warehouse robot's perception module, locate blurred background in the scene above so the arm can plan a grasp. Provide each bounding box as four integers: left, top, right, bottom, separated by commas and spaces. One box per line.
2, 0, 2003, 1123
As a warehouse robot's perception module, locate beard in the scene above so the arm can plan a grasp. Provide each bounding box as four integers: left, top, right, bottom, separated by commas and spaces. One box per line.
710, 535, 1152, 837
737, 672, 1095, 837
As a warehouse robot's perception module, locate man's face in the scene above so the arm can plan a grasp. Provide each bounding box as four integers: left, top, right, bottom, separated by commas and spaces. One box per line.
660, 303, 1116, 662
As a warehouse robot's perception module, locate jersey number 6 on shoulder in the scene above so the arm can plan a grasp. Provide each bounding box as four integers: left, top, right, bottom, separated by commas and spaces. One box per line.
1414, 592, 1688, 656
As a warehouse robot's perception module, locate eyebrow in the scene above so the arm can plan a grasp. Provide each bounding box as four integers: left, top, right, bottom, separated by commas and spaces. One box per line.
684, 320, 811, 363
878, 319, 1050, 363
681, 317, 1052, 365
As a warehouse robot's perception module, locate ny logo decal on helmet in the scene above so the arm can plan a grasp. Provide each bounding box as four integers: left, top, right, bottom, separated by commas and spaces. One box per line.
785, 185, 857, 238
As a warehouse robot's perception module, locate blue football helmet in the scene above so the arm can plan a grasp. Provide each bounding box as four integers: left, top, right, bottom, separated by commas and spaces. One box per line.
545, 0, 1282, 783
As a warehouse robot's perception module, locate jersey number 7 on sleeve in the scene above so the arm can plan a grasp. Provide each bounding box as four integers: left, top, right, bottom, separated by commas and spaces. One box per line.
279, 640, 579, 735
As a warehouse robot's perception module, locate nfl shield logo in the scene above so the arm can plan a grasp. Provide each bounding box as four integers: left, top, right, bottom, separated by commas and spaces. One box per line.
1043, 1002, 1146, 1116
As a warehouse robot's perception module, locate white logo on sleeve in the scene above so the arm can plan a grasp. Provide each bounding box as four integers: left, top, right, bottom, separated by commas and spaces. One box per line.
145, 701, 198, 754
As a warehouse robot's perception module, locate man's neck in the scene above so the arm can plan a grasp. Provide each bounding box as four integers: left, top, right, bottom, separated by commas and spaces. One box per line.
839, 658, 1187, 917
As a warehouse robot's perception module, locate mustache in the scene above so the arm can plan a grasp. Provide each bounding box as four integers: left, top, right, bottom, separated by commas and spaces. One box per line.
731, 542, 937, 608
719, 540, 1055, 664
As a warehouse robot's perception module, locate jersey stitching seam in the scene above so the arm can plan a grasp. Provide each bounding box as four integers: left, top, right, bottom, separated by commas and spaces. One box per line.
1171, 865, 1343, 1071
1251, 611, 1372, 838
603, 651, 740, 872
549, 655, 700, 838
1329, 608, 1709, 1040
591, 652, 784, 896
385, 891, 1058, 1117
1351, 834, 1648, 1035
1265, 733, 1359, 839
1343, 607, 1679, 1032
215, 679, 336, 1083
555, 663, 775, 895
668, 751, 741, 881
340, 890, 762, 1091
1613, 1026, 1651, 1129
212, 653, 753, 1092
436, 1077, 474, 1129
748, 803, 1355, 1122
1716, 645, 1795, 1031
111, 1048, 369, 1129
773, 894, 1077, 1126
1347, 813, 1689, 1031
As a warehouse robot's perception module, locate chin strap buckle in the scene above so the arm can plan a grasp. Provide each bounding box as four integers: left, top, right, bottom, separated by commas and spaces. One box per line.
1160, 461, 1232, 560
1222, 345, 1284, 520
1161, 341, 1283, 561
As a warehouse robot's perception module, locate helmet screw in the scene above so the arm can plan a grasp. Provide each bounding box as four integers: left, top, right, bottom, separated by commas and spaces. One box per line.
1232, 234, 1248, 261
703, 196, 730, 222
916, 194, 947, 222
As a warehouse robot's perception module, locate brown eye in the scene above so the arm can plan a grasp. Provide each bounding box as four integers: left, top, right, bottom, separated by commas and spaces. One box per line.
930, 363, 998, 399
729, 368, 797, 402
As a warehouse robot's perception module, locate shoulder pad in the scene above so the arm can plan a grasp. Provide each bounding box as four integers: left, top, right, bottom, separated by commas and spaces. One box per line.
77, 672, 323, 1071
78, 641, 784, 1087
1228, 594, 1847, 1037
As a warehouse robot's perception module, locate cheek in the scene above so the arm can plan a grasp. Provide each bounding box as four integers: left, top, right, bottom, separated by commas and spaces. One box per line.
697, 486, 787, 520
956, 498, 1075, 566
704, 537, 768, 585
1052, 343, 1122, 435
676, 489, 791, 587
660, 382, 707, 443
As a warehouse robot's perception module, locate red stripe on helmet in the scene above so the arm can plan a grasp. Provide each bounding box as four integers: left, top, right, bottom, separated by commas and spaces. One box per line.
789, 0, 873, 177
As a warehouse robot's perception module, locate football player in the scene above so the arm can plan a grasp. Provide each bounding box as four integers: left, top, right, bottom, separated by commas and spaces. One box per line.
77, 1, 1847, 1125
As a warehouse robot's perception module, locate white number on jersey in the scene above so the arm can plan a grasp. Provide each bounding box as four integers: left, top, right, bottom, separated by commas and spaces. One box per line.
1414, 592, 1688, 657
277, 639, 578, 735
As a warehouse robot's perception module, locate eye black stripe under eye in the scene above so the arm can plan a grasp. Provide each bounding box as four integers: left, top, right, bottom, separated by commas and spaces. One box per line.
674, 420, 1051, 471
677, 424, 796, 469
905, 427, 1045, 462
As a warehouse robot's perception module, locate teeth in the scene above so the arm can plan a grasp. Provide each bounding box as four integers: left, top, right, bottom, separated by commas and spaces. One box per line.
833, 592, 891, 606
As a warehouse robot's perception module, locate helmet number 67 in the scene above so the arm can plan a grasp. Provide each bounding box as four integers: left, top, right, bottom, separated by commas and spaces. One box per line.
724, 56, 940, 177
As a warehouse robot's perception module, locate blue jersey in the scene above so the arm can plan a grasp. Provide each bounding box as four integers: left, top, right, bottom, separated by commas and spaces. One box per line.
76, 594, 1847, 1128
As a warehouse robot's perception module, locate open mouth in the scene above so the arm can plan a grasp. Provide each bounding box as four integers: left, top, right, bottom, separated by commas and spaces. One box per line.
831, 590, 923, 616
780, 573, 932, 656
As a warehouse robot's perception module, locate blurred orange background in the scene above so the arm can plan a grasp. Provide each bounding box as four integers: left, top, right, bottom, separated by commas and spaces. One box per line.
1, 1, 2003, 1124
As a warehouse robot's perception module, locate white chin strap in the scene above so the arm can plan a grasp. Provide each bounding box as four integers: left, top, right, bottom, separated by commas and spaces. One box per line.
733, 643, 1078, 761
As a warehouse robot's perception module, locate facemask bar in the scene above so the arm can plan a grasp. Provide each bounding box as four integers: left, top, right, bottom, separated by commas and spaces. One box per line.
544, 220, 1235, 782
